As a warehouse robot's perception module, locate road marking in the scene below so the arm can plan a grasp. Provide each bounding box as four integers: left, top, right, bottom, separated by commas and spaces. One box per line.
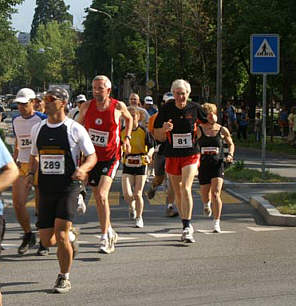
88, 191, 120, 206
196, 229, 236, 234
148, 191, 167, 206
94, 235, 136, 241
247, 226, 286, 232
148, 233, 180, 238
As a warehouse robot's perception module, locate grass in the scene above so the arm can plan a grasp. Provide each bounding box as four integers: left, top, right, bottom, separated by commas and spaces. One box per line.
264, 193, 296, 215
224, 161, 294, 183
233, 134, 296, 155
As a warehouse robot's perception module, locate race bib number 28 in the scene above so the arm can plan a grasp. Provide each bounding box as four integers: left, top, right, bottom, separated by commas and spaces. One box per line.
89, 129, 109, 147
40, 155, 65, 175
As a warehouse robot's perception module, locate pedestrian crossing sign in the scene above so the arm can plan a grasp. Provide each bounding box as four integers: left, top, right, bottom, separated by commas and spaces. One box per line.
250, 34, 280, 74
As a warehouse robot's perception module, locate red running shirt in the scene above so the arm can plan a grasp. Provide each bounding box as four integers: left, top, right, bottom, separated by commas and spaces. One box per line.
84, 98, 121, 161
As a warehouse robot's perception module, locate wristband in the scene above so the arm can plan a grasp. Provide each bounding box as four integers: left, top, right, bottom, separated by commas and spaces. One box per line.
125, 135, 131, 140
228, 153, 233, 157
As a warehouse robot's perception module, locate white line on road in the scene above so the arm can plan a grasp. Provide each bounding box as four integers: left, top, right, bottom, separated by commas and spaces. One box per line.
247, 226, 286, 232
148, 233, 180, 238
196, 229, 236, 234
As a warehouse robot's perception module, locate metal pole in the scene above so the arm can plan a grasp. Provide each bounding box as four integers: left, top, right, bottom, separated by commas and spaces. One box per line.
146, 8, 150, 84
216, 0, 223, 120
262, 74, 267, 174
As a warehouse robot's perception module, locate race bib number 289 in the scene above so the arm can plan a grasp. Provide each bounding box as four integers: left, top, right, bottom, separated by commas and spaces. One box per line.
40, 155, 65, 175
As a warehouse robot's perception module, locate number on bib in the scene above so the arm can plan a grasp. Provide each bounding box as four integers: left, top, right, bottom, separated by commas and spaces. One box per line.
40, 155, 65, 174
172, 133, 193, 148
89, 129, 109, 147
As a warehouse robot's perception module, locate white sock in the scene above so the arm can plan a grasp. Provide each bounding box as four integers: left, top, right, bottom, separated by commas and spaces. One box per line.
167, 203, 173, 208
60, 272, 70, 280
205, 201, 211, 208
108, 226, 113, 237
101, 233, 108, 240
68, 230, 75, 242
214, 219, 220, 225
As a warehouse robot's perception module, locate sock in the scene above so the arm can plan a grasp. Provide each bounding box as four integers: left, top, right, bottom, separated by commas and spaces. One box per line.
101, 233, 108, 240
167, 203, 173, 208
182, 219, 190, 229
214, 219, 220, 225
205, 201, 211, 208
107, 226, 113, 237
60, 273, 70, 280
68, 230, 75, 242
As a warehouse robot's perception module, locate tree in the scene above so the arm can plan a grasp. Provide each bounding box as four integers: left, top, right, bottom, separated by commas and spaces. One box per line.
30, 0, 73, 39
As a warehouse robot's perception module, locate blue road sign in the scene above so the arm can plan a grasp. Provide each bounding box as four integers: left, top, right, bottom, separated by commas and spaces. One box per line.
250, 34, 280, 74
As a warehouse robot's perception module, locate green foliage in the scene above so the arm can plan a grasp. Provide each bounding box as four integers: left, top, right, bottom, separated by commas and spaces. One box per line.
224, 166, 293, 183
30, 0, 73, 39
233, 160, 245, 170
264, 193, 296, 215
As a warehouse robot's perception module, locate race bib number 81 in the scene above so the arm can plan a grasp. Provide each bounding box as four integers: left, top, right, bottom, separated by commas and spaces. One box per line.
89, 129, 109, 147
40, 155, 65, 175
172, 133, 192, 148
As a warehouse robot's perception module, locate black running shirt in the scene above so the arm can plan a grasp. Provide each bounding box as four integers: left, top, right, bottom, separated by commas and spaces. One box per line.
154, 101, 207, 157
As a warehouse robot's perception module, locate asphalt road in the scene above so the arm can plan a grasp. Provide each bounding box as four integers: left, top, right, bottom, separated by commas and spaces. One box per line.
2, 177, 296, 306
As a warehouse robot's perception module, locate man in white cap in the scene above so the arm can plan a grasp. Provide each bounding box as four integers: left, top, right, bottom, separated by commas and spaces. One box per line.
12, 88, 47, 255
144, 96, 158, 116
68, 94, 87, 121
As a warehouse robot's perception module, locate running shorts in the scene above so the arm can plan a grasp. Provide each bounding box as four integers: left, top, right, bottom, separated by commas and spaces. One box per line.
198, 160, 224, 185
19, 162, 38, 186
38, 182, 80, 228
153, 152, 165, 176
165, 154, 200, 176
88, 157, 120, 186
123, 165, 147, 176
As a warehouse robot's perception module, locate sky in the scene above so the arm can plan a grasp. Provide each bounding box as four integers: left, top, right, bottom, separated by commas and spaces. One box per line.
11, 0, 93, 33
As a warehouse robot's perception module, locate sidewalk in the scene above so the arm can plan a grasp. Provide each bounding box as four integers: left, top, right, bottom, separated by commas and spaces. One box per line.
225, 146, 296, 226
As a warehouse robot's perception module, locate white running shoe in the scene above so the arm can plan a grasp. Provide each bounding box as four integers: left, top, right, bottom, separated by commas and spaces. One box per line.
135, 216, 144, 228
213, 220, 221, 233
129, 208, 136, 220
110, 229, 119, 244
181, 226, 195, 243
99, 238, 114, 254
77, 194, 86, 215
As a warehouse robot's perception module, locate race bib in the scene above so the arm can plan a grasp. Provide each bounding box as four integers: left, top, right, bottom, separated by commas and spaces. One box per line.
19, 135, 32, 149
172, 133, 192, 148
125, 155, 142, 167
89, 129, 109, 147
40, 155, 65, 174
201, 147, 220, 154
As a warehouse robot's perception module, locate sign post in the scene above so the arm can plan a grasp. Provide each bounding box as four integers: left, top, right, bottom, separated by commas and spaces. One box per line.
250, 34, 280, 174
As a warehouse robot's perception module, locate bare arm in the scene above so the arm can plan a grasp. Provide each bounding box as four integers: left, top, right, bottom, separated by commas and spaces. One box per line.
221, 126, 235, 162
116, 101, 133, 154
72, 152, 97, 181
77, 101, 91, 125
26, 154, 39, 188
0, 161, 19, 192
13, 138, 19, 162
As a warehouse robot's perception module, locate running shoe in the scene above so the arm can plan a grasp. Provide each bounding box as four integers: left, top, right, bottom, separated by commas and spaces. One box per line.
53, 274, 71, 294
203, 204, 212, 217
129, 202, 136, 220
135, 216, 144, 228
36, 241, 49, 256
213, 220, 222, 233
166, 205, 178, 217
99, 237, 114, 254
181, 226, 195, 243
70, 227, 79, 258
77, 193, 86, 215
147, 186, 156, 199
18, 232, 36, 255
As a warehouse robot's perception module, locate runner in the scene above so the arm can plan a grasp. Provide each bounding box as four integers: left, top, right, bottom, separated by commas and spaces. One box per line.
33, 92, 46, 113
121, 106, 155, 227
128, 93, 150, 126
27, 86, 97, 293
197, 103, 234, 232
0, 138, 19, 305
78, 75, 133, 254
68, 94, 87, 121
154, 79, 207, 243
147, 92, 178, 217
11, 88, 47, 255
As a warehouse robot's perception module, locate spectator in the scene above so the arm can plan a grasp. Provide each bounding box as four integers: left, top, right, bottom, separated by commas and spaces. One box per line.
225, 101, 237, 134
237, 106, 249, 140
68, 94, 87, 121
278, 106, 289, 137
254, 112, 262, 142
287, 106, 296, 145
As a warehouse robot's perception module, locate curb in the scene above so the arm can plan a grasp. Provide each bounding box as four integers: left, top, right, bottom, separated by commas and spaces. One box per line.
250, 196, 296, 226
224, 180, 296, 189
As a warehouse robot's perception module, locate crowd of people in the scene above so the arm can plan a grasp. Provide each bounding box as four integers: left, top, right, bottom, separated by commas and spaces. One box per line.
0, 76, 235, 294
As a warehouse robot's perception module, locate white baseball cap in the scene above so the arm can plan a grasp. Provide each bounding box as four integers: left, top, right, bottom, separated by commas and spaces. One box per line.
14, 88, 36, 103
144, 96, 153, 104
163, 92, 174, 102
76, 94, 87, 103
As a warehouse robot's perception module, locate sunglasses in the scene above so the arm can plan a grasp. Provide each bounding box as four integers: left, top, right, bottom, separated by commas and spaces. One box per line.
44, 95, 61, 103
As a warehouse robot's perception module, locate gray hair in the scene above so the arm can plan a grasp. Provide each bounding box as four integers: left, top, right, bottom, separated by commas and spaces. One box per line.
92, 75, 112, 89
170, 79, 191, 95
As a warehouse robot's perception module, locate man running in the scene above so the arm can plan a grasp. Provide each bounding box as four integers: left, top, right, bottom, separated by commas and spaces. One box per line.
28, 86, 97, 293
154, 79, 207, 243
78, 75, 133, 254
11, 88, 47, 255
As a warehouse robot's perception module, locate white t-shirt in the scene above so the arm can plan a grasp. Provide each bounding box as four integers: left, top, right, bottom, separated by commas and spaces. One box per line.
68, 107, 80, 121
30, 117, 95, 167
